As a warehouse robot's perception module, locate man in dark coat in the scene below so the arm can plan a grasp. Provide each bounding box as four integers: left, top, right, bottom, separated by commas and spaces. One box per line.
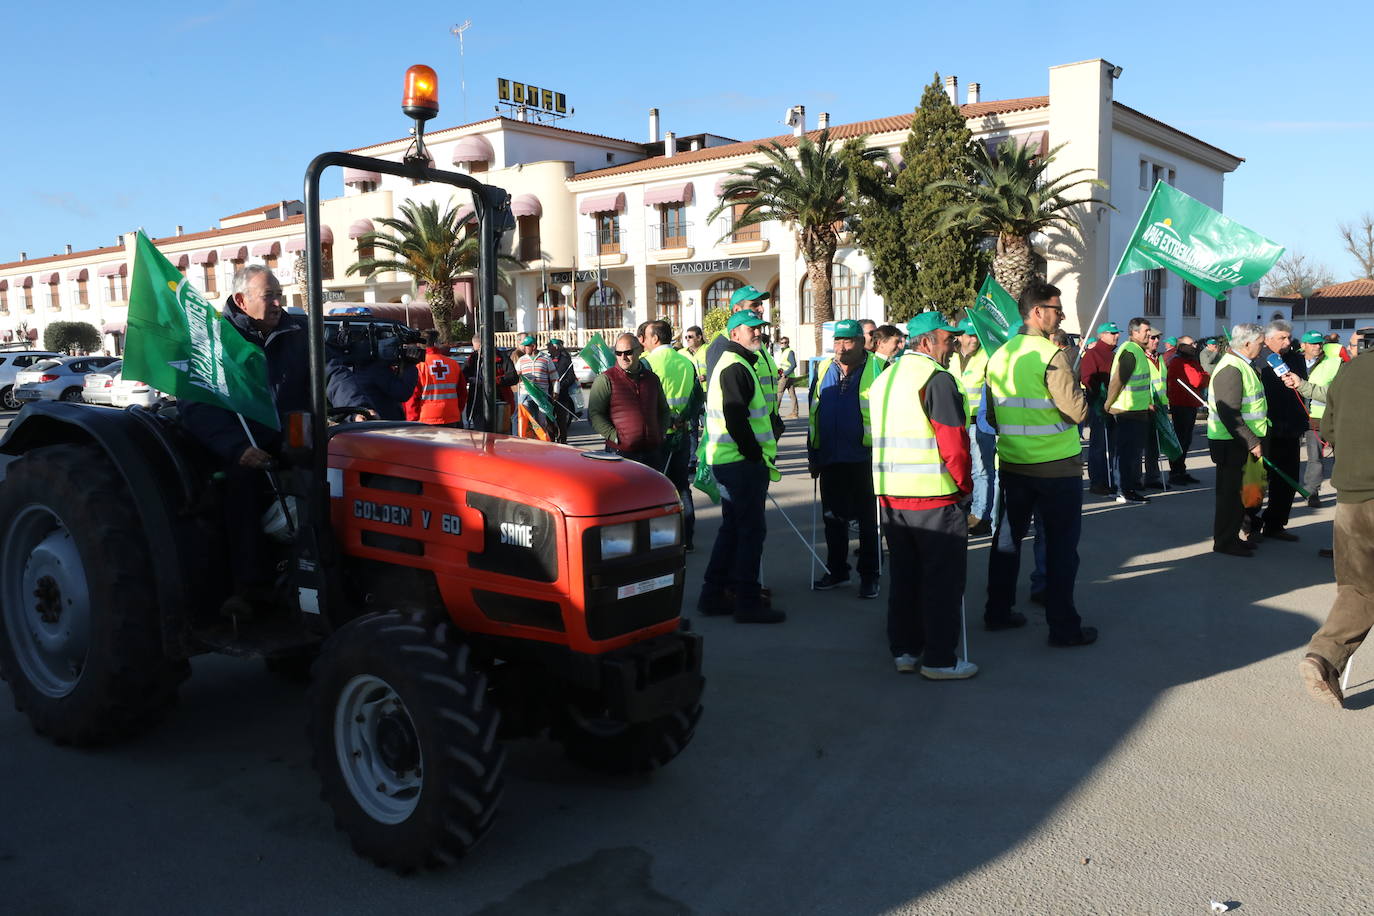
1251, 320, 1307, 541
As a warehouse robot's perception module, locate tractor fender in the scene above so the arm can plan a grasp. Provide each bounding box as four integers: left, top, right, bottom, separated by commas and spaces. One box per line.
0, 402, 208, 658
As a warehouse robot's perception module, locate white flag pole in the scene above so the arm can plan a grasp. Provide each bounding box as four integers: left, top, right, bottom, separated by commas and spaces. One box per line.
1075, 183, 1160, 370
237, 413, 296, 538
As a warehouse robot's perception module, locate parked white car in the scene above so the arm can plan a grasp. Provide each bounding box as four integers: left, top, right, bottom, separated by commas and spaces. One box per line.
82, 361, 124, 406
0, 350, 62, 409
13, 356, 120, 404
110, 375, 165, 408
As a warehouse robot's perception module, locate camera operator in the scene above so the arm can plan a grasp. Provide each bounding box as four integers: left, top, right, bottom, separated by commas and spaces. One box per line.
331, 321, 420, 421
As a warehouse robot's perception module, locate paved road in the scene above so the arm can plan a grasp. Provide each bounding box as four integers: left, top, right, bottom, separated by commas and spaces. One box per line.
1, 414, 1370, 914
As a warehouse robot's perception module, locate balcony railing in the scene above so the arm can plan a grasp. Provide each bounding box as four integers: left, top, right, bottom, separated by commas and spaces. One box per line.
713, 216, 763, 244
648, 221, 692, 251
583, 228, 625, 257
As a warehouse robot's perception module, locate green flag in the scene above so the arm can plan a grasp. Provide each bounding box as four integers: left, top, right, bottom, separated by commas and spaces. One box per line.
967, 275, 1020, 355
519, 375, 555, 421
1116, 182, 1285, 299
123, 231, 279, 429
580, 333, 614, 374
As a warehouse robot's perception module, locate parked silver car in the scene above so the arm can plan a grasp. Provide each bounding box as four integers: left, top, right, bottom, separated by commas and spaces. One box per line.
13, 356, 120, 404
0, 350, 62, 409
82, 360, 124, 406
110, 374, 165, 408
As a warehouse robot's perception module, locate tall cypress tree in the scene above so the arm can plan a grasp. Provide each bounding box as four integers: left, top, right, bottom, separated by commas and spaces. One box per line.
902, 74, 980, 319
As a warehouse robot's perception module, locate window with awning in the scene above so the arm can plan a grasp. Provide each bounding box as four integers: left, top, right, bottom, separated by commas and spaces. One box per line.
578, 193, 626, 215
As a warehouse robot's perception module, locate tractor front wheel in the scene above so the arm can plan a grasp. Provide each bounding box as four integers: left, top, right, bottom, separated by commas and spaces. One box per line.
308, 611, 504, 872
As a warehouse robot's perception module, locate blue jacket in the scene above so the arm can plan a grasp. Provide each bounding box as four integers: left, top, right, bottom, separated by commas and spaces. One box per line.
348, 359, 419, 421
180, 300, 372, 463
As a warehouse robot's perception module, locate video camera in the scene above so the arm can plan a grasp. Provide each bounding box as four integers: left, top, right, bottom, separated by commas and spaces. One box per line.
327, 319, 425, 366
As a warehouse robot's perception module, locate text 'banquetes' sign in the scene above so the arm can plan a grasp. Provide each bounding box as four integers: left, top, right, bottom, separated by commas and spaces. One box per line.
668, 257, 752, 276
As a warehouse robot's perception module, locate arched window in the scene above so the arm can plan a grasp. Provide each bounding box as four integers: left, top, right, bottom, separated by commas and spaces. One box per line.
705, 276, 741, 315
800, 264, 862, 323
583, 284, 622, 330
537, 288, 566, 332
654, 282, 681, 331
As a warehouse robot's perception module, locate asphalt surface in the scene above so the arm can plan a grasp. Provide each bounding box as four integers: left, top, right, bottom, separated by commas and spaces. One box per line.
1, 407, 1371, 915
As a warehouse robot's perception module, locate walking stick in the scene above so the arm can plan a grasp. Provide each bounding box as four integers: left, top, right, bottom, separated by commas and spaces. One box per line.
875, 496, 883, 578
961, 597, 969, 664
810, 478, 818, 588
770, 492, 832, 576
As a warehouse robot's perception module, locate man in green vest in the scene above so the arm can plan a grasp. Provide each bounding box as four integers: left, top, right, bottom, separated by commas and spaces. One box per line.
1141, 329, 1166, 490
807, 319, 881, 598
869, 311, 977, 678
640, 319, 705, 551
954, 320, 994, 535
1205, 322, 1268, 557
1298, 330, 1342, 506
679, 325, 708, 385
698, 309, 785, 624
1105, 316, 1156, 503
983, 280, 1095, 647
775, 336, 800, 418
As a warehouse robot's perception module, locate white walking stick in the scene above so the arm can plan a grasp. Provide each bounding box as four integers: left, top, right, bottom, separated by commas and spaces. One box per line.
810, 478, 818, 588
875, 496, 883, 578
237, 413, 295, 539
770, 492, 831, 576
961, 597, 969, 664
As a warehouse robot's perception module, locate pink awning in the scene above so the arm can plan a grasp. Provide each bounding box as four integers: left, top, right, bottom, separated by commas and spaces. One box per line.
251, 241, 280, 257
171, 253, 190, 269
343, 167, 381, 186
981, 130, 1048, 160
27, 328, 38, 341
98, 263, 127, 277
284, 237, 307, 253
348, 219, 375, 239
19, 276, 32, 288
455, 205, 474, 223
578, 192, 625, 215
644, 182, 694, 206
67, 267, 89, 281
319, 225, 334, 244
450, 134, 494, 165
510, 194, 542, 218
102, 319, 126, 335
0, 279, 7, 291
221, 245, 248, 261
191, 249, 217, 265
40, 271, 59, 284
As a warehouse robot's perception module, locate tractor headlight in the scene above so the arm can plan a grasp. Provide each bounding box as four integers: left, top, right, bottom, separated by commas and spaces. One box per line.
599, 523, 635, 560
648, 514, 681, 549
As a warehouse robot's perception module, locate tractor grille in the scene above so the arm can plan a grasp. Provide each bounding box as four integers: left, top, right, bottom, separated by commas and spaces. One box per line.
583, 553, 682, 641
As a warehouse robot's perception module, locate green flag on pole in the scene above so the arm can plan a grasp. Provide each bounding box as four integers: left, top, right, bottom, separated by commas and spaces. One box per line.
122, 231, 279, 429
580, 332, 614, 374
519, 375, 555, 422
967, 275, 1020, 355
1116, 182, 1285, 300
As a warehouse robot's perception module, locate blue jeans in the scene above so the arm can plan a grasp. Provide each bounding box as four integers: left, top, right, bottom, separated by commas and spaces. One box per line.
986, 472, 1084, 641
1114, 416, 1148, 493
702, 460, 770, 611
1087, 404, 1115, 489
969, 424, 997, 521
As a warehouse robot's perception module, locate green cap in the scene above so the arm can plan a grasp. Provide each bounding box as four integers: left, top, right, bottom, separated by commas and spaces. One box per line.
832, 319, 862, 339
519, 334, 536, 346
956, 318, 976, 335
1164, 336, 1178, 346
1301, 331, 1324, 344
906, 311, 953, 338
726, 309, 769, 332
729, 284, 770, 308
1097, 322, 1121, 335
548, 337, 563, 346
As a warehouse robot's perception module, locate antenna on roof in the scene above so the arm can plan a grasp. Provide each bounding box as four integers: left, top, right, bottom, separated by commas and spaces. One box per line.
450, 20, 473, 121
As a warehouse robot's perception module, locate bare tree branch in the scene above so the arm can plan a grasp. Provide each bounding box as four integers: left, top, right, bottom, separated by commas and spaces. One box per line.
1339, 213, 1374, 280
1263, 251, 1335, 296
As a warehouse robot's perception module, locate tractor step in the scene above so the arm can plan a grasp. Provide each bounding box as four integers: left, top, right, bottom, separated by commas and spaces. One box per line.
193, 613, 323, 659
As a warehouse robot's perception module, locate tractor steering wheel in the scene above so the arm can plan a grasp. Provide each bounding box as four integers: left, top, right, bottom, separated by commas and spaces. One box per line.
327, 406, 379, 424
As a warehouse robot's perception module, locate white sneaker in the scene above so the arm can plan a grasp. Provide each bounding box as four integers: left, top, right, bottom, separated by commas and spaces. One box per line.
893, 654, 918, 674
920, 659, 979, 680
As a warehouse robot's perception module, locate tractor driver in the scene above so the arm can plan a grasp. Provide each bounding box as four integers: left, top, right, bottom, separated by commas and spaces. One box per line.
180, 265, 374, 614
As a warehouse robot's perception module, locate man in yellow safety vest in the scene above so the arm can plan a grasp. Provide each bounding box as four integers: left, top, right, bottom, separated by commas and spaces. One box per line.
953, 320, 994, 535
1297, 330, 1342, 506
641, 319, 705, 551
1105, 316, 1156, 504
1206, 323, 1269, 556
983, 280, 1095, 647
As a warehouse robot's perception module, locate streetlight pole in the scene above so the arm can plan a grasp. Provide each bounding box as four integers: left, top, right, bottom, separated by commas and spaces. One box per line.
450, 20, 472, 122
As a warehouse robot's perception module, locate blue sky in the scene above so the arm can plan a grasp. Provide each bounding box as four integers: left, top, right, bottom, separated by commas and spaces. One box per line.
4, 0, 1371, 284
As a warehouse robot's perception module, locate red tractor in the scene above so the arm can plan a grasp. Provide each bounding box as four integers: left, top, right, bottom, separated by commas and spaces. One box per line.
0, 67, 702, 872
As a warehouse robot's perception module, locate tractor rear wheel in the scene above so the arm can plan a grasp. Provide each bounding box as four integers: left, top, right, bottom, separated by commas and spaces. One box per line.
551, 697, 702, 776
0, 444, 189, 745
308, 611, 504, 872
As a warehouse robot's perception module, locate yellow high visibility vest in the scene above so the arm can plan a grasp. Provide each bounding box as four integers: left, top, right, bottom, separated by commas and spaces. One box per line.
1308, 352, 1342, 419
705, 350, 779, 480
958, 348, 988, 425
868, 354, 959, 498
1109, 340, 1153, 411
986, 334, 1080, 464
1206, 352, 1270, 441
679, 346, 708, 384
643, 346, 698, 419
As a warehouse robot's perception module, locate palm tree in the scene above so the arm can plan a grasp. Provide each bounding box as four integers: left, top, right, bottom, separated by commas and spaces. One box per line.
346, 199, 515, 343
709, 130, 888, 352
932, 140, 1111, 301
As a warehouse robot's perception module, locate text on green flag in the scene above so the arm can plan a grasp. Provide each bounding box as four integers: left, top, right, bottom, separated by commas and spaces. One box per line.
581, 333, 614, 374
967, 275, 1020, 355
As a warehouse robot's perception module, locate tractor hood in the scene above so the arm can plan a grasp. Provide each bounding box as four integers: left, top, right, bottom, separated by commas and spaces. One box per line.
328, 426, 680, 518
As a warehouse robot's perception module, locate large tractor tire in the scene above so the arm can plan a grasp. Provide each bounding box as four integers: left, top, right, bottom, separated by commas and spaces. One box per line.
308, 611, 504, 872
551, 696, 702, 776
0, 444, 189, 745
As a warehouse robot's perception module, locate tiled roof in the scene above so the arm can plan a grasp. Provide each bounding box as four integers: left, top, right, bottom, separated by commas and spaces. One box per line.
569, 97, 1051, 182
220, 200, 300, 221
0, 216, 306, 273
1112, 102, 1243, 163
348, 116, 643, 154
1284, 279, 1374, 316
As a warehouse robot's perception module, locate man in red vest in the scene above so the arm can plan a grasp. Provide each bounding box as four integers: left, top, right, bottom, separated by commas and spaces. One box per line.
587, 332, 670, 467
405, 330, 466, 426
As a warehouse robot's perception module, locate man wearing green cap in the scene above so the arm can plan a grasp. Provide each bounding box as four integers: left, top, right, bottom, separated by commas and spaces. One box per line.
1079, 321, 1121, 496
1105, 317, 1155, 503
868, 310, 977, 678
700, 309, 785, 623
705, 284, 785, 437
1297, 329, 1342, 505
807, 318, 881, 597
953, 319, 994, 534
515, 334, 556, 437
984, 280, 1095, 647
